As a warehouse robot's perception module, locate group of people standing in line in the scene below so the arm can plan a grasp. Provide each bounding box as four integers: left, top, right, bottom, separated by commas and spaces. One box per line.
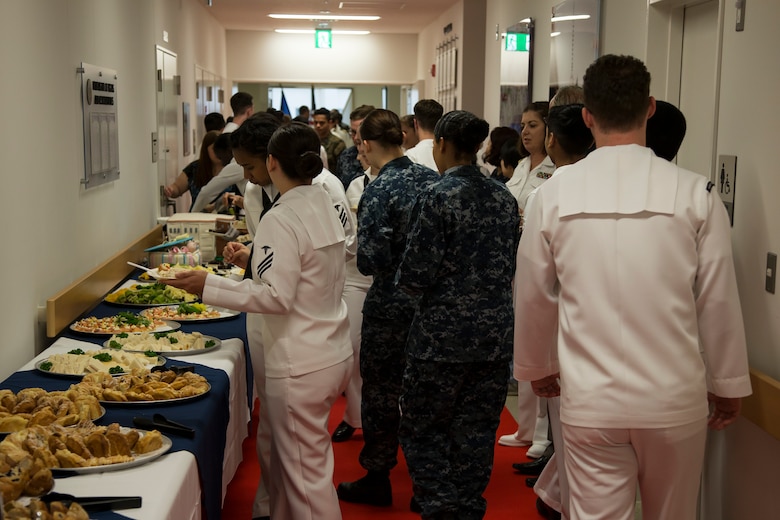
163, 53, 751, 520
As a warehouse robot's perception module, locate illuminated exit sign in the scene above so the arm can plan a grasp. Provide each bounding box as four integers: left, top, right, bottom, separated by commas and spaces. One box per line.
505, 32, 529, 52
315, 29, 332, 49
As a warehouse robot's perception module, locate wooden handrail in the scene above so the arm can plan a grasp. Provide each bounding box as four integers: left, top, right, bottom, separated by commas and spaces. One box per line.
741, 367, 780, 441
45, 225, 164, 337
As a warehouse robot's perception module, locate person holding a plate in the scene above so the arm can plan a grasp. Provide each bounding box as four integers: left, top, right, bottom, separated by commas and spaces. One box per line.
164, 122, 353, 520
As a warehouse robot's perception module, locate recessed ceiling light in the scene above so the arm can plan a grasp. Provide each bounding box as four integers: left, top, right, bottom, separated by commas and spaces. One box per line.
551, 14, 591, 22
274, 29, 371, 35
269, 14, 381, 21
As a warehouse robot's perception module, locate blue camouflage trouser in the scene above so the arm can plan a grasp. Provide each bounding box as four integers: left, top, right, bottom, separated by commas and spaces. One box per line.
358, 314, 412, 472
399, 359, 509, 519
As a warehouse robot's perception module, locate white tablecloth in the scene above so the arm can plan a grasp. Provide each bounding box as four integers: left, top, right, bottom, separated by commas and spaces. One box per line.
20, 336, 251, 520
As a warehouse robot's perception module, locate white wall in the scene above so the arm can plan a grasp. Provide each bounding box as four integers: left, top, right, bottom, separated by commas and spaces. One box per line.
226, 31, 418, 85
0, 0, 227, 381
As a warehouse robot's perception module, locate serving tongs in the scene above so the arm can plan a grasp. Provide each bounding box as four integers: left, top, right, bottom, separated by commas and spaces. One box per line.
133, 413, 195, 438
41, 491, 142, 512
151, 364, 195, 375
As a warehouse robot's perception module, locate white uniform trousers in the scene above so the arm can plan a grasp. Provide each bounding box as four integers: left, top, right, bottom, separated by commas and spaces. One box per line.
508, 382, 550, 451
534, 396, 568, 518
562, 418, 707, 520
341, 284, 367, 427
265, 357, 353, 520
248, 318, 272, 519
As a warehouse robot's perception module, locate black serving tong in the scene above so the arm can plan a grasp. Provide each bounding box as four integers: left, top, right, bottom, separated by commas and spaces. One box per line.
151, 364, 195, 375
133, 413, 195, 438
40, 491, 142, 512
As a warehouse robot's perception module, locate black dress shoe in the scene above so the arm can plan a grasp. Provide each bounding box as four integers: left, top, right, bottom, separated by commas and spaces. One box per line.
331, 421, 357, 442
525, 477, 537, 488
512, 453, 551, 475
337, 471, 392, 506
536, 497, 562, 520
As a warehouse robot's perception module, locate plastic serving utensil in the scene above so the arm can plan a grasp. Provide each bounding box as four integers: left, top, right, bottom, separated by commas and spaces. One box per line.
127, 261, 169, 280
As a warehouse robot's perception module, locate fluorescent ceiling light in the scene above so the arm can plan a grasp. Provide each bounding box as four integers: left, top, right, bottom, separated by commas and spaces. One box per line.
275, 29, 370, 35
269, 13, 380, 21
551, 14, 591, 22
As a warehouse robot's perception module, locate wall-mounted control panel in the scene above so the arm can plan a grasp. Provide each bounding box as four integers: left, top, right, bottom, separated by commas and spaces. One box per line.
79, 62, 120, 189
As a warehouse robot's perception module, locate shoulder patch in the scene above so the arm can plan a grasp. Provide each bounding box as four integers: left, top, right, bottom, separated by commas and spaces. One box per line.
706, 181, 714, 192
536, 172, 552, 179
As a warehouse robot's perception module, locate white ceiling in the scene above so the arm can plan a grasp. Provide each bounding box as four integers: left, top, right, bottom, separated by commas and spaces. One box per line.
201, 0, 462, 34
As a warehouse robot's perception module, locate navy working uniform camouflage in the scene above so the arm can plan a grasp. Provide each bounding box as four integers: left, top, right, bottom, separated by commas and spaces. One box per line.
337, 146, 365, 189
356, 155, 439, 473
396, 164, 520, 519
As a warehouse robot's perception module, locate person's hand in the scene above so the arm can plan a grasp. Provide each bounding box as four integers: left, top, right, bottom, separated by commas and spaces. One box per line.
230, 194, 244, 209
223, 242, 250, 268
531, 373, 560, 398
707, 393, 741, 430
163, 184, 177, 198
160, 270, 208, 298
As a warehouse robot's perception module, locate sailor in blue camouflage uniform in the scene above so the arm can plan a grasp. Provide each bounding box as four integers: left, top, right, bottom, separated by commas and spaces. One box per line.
337, 108, 440, 508
336, 104, 376, 188
396, 110, 520, 520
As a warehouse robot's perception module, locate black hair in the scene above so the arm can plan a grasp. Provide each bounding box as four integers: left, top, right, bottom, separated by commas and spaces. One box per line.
434, 110, 490, 161
313, 107, 331, 118
646, 100, 687, 161
204, 112, 226, 132
267, 122, 323, 181
546, 104, 593, 158
413, 99, 444, 132
484, 126, 520, 167
194, 131, 221, 188
583, 54, 651, 132
499, 142, 522, 170
230, 92, 254, 116
212, 132, 233, 166
359, 109, 404, 147
229, 112, 282, 158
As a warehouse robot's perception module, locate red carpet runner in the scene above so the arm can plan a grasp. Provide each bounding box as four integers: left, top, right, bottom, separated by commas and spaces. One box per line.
222, 397, 541, 519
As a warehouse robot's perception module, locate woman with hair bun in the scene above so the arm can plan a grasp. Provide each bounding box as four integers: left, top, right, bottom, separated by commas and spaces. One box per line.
164, 122, 353, 520
395, 110, 520, 519
337, 108, 440, 507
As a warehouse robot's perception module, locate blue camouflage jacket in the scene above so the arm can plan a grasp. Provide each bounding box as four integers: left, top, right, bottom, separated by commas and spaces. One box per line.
396, 164, 520, 362
357, 155, 439, 319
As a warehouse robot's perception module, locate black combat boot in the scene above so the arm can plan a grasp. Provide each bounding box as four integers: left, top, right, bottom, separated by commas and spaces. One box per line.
336, 470, 392, 506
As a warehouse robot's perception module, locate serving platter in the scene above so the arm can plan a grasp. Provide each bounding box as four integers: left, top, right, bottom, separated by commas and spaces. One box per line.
104, 280, 199, 307
104, 333, 221, 357
69, 317, 180, 336
98, 383, 211, 406
140, 304, 239, 322
35, 355, 166, 379
51, 429, 172, 475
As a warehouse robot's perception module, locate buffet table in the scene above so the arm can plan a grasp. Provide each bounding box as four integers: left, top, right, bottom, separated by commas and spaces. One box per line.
2, 273, 253, 520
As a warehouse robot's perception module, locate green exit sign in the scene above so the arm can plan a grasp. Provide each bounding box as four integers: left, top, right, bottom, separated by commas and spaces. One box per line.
505, 32, 529, 52
315, 29, 332, 49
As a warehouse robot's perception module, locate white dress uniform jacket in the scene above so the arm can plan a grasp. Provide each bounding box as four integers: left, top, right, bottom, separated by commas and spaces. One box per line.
507, 155, 556, 213
514, 144, 751, 429
405, 138, 438, 172
203, 184, 352, 378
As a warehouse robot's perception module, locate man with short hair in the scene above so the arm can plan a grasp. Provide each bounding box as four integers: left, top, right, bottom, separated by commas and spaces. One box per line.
312, 107, 346, 179
400, 114, 419, 151
223, 92, 254, 133
191, 92, 254, 211
404, 99, 443, 171
513, 54, 751, 520
336, 104, 376, 188
204, 112, 226, 133
293, 105, 310, 124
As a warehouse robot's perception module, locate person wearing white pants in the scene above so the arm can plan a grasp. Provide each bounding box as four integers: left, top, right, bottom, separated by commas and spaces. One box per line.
167, 122, 354, 520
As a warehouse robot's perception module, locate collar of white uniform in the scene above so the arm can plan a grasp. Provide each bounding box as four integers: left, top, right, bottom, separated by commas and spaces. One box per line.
559, 144, 677, 217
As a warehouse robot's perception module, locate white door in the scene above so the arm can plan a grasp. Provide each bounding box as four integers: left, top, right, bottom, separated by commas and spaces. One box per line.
156, 47, 181, 216
676, 0, 719, 178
